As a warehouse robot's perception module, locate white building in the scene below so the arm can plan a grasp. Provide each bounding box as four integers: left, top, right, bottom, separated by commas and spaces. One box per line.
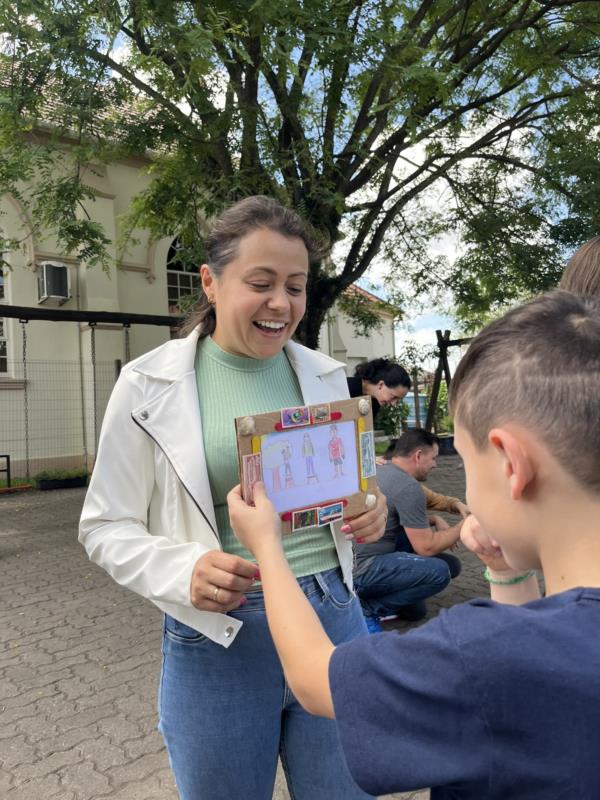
0, 153, 397, 477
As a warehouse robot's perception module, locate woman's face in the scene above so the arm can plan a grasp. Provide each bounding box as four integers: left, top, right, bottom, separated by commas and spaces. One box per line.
366, 380, 409, 407
200, 228, 309, 359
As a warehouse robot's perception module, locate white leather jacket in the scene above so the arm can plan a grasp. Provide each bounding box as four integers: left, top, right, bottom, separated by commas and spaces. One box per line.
79, 328, 353, 647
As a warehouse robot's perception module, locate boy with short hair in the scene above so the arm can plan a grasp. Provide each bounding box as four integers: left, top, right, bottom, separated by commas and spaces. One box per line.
227, 290, 600, 799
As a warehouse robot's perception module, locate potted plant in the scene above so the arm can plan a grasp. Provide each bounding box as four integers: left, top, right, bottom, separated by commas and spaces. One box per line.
34, 467, 89, 490
375, 400, 410, 437
436, 414, 456, 455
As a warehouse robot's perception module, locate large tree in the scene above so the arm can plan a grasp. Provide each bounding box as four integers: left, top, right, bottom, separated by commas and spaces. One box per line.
1, 0, 600, 344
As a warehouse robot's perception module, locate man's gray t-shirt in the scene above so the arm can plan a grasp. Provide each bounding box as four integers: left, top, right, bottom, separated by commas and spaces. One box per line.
354, 463, 429, 576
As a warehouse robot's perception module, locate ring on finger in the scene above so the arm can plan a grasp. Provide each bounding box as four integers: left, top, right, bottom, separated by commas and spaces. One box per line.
212, 585, 220, 603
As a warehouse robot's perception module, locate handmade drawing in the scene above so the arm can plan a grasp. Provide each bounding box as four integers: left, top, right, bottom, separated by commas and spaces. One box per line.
302, 432, 318, 484
282, 440, 295, 488
261, 439, 287, 492
257, 421, 358, 513
328, 424, 345, 478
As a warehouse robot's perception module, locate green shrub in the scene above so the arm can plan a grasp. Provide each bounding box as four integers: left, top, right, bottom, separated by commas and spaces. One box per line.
375, 400, 410, 437
33, 467, 88, 482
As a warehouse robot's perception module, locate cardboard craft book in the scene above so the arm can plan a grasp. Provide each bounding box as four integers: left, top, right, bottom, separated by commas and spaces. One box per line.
235, 396, 378, 535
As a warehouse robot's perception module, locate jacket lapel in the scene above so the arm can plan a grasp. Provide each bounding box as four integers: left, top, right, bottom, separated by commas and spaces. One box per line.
131, 331, 219, 536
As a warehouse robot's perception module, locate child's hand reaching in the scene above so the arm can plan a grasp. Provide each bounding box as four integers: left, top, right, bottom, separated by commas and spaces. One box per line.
227, 482, 282, 559
460, 514, 511, 572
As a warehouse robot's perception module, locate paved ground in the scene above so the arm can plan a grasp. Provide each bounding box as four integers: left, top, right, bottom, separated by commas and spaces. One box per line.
0, 456, 485, 800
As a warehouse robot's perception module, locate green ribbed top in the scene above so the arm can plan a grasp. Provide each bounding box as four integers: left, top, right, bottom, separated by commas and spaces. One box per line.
195, 336, 339, 577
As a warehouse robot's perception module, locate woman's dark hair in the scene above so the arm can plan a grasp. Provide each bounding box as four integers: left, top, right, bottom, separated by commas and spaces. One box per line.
179, 195, 326, 338
354, 358, 411, 390
559, 236, 600, 297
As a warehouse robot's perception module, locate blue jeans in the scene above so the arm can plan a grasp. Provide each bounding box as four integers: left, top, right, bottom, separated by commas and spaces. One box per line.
158, 567, 374, 799
354, 550, 458, 619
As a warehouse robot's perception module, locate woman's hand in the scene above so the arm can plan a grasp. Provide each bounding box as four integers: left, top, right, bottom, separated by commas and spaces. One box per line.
227, 482, 282, 560
190, 549, 259, 612
460, 514, 510, 572
341, 486, 387, 544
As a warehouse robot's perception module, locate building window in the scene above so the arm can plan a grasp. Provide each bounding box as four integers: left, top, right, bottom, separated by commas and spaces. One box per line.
166, 239, 202, 314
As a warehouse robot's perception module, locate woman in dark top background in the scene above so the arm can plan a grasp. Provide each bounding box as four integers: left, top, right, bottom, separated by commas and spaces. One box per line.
347, 358, 411, 419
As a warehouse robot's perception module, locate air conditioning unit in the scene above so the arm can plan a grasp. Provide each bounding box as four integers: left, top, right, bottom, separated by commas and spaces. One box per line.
37, 262, 71, 306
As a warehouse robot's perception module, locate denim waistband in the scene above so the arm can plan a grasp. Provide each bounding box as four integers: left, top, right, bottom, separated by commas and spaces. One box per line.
244, 566, 343, 603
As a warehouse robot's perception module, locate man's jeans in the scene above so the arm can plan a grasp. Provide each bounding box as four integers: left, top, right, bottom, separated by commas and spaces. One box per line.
354, 550, 460, 619
158, 567, 373, 800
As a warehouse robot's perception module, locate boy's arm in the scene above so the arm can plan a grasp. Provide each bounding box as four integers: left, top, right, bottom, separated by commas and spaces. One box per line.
227, 483, 335, 718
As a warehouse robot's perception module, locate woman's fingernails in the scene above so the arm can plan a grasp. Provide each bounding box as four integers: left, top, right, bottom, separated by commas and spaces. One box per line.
239, 596, 247, 606
254, 569, 261, 580
356, 537, 365, 544
340, 524, 351, 533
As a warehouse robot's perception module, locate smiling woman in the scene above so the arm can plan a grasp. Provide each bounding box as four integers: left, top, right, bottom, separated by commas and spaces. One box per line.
199, 229, 309, 359
79, 195, 385, 800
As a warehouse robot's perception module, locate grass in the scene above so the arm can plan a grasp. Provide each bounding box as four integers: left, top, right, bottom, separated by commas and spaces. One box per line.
0, 477, 32, 489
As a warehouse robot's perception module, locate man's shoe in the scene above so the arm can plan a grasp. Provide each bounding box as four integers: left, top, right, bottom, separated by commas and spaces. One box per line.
395, 602, 427, 622
365, 616, 384, 634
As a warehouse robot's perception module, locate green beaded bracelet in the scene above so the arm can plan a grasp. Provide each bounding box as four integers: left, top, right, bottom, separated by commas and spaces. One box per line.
483, 567, 536, 585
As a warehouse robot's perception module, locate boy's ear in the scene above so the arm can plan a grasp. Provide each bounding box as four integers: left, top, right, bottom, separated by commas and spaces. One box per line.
488, 427, 535, 501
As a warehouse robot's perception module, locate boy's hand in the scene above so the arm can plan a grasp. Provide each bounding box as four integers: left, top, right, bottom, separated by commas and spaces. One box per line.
227, 482, 282, 559
460, 514, 510, 571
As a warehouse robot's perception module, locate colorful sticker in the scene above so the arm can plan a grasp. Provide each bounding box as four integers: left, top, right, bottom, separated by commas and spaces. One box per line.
292, 507, 319, 531
310, 403, 331, 424
359, 430, 376, 479
318, 501, 344, 526
280, 405, 311, 429
242, 453, 263, 504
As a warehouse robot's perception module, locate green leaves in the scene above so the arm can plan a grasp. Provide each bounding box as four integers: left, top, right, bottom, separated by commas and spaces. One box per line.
1, 0, 599, 345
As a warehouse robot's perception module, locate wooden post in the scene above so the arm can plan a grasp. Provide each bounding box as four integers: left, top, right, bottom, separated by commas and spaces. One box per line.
425, 329, 451, 431
412, 368, 421, 428
439, 329, 452, 387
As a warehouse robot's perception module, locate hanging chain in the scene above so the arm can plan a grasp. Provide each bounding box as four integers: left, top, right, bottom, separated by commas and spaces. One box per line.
124, 324, 131, 364
89, 323, 98, 452
20, 319, 30, 480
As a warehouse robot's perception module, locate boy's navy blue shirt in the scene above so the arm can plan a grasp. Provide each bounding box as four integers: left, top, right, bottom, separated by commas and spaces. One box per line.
329, 588, 600, 799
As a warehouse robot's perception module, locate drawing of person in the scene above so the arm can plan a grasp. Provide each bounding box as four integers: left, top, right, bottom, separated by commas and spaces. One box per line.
282, 441, 294, 488
328, 424, 345, 478
302, 433, 318, 483
261, 440, 286, 492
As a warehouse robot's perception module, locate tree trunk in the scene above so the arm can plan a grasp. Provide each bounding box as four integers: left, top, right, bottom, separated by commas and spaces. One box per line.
295, 273, 341, 350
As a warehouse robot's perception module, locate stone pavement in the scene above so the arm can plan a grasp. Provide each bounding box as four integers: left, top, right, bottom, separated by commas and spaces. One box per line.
0, 456, 485, 800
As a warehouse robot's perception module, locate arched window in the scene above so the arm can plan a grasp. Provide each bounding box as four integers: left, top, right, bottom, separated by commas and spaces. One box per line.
166, 239, 202, 314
